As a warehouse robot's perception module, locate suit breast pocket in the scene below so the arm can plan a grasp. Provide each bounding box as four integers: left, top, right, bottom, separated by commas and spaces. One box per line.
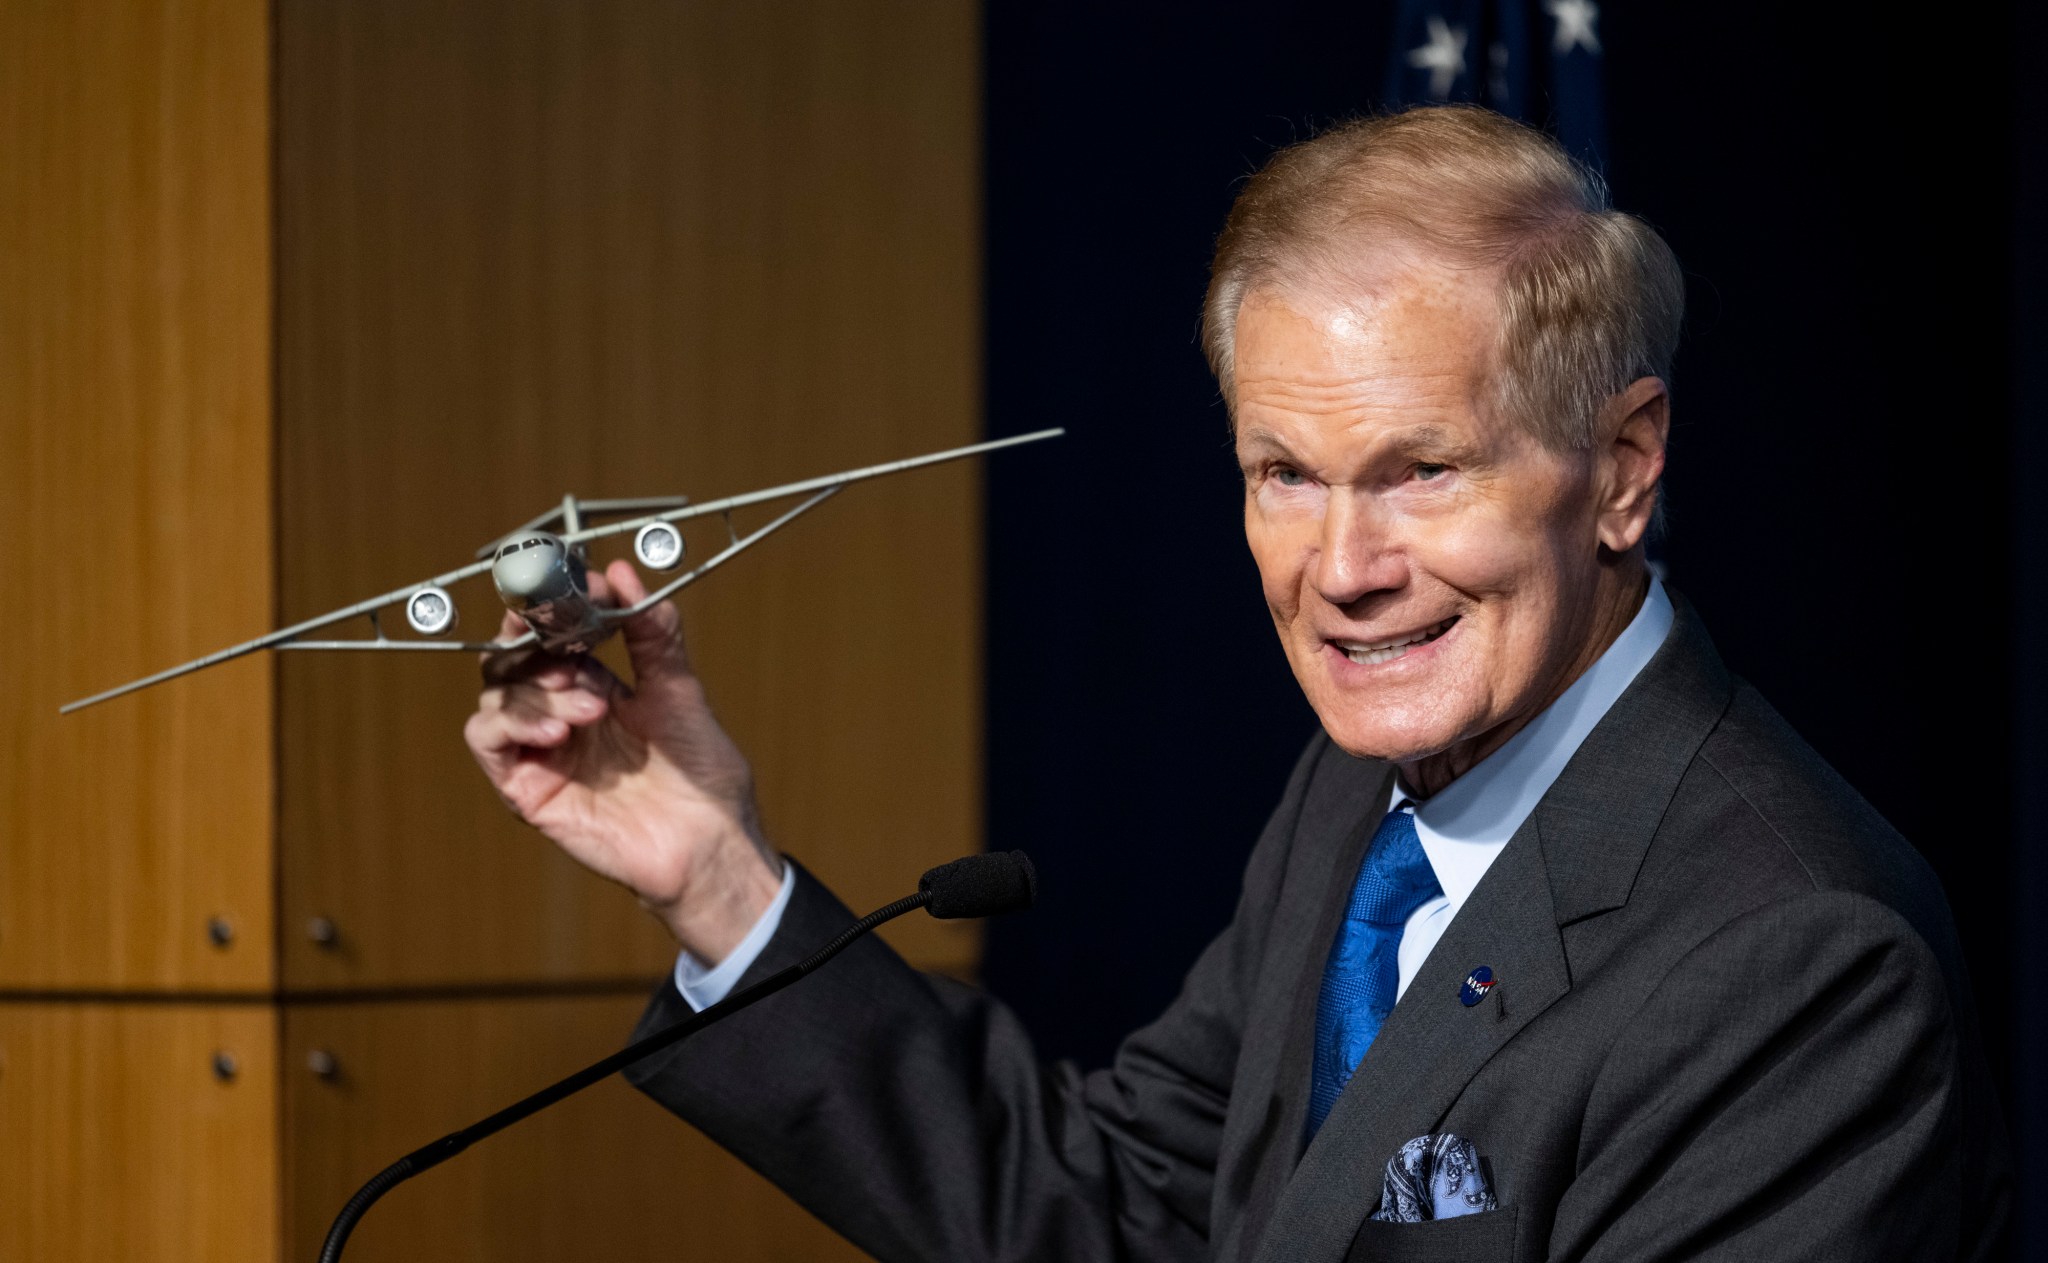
1344, 1206, 1519, 1262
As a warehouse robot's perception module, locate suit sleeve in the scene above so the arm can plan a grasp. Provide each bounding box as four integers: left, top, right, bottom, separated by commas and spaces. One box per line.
1563, 891, 1966, 1262
623, 734, 1332, 1263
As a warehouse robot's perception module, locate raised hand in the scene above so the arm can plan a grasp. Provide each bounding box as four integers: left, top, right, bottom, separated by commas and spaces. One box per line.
463, 559, 783, 962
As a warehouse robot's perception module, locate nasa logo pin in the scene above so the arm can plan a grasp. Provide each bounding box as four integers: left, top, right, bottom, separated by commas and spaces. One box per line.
1459, 966, 1497, 1007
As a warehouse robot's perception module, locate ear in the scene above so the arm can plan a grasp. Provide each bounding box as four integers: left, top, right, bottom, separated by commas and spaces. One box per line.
1595, 376, 1670, 554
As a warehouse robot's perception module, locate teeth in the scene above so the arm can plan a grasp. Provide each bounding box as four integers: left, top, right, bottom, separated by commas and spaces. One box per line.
1339, 619, 1453, 666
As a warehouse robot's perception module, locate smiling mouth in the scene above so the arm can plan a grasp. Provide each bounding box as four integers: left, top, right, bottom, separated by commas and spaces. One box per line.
1332, 616, 1459, 666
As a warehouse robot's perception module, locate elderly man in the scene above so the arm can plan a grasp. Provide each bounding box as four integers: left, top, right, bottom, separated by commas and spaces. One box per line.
465, 106, 2009, 1260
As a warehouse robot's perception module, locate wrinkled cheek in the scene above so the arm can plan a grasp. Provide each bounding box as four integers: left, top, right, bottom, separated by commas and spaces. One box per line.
1244, 528, 1307, 632
1260, 572, 1302, 629
1412, 522, 1533, 598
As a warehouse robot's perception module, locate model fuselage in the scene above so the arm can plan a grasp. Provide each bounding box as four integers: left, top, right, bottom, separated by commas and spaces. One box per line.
491, 532, 613, 654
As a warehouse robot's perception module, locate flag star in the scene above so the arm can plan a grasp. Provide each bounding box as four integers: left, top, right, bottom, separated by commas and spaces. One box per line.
1545, 0, 1602, 55
1408, 16, 1469, 99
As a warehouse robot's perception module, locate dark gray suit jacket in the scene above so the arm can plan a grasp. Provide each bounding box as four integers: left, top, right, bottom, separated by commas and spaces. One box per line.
626, 599, 2011, 1261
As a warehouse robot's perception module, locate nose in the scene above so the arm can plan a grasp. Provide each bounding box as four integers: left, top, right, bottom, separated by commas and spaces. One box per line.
1312, 489, 1405, 608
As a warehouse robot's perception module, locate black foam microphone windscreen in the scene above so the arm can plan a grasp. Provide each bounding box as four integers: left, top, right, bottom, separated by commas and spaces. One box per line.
918, 850, 1038, 919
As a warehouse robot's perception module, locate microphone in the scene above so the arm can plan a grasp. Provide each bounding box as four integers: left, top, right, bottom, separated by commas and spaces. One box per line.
317, 851, 1037, 1263
919, 849, 1037, 918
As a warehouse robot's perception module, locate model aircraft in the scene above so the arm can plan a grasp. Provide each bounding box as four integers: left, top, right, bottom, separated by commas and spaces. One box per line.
61, 428, 1064, 714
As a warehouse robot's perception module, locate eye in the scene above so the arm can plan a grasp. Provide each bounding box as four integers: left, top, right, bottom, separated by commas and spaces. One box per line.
1272, 466, 1307, 487
1414, 463, 1448, 481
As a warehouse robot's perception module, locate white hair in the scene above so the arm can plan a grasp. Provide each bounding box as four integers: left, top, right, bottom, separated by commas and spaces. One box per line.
1203, 105, 1684, 453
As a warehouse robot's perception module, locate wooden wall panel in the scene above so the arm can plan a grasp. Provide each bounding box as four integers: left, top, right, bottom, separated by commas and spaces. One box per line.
0, 1002, 280, 1261
275, 0, 984, 988
0, 0, 274, 989
282, 993, 868, 1261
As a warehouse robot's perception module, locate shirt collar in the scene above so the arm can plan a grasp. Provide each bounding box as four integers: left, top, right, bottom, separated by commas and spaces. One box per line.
1389, 578, 1676, 912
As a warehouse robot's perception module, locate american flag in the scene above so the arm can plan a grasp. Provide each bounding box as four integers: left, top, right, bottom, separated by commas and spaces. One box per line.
1383, 0, 1608, 167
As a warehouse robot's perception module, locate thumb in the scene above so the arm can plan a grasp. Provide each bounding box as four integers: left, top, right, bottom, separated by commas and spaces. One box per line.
602, 558, 695, 683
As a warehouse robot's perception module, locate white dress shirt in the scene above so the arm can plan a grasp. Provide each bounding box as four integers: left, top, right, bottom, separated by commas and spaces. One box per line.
1388, 579, 1674, 999
673, 859, 794, 1011
678, 579, 1675, 1012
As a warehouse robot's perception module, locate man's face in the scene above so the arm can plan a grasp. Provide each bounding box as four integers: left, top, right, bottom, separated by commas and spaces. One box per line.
1234, 261, 1612, 767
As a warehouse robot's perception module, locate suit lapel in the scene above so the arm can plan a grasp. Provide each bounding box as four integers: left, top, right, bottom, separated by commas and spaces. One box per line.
1533, 596, 1733, 926
1249, 818, 1570, 1263
1241, 592, 1734, 1263
1216, 757, 1392, 1263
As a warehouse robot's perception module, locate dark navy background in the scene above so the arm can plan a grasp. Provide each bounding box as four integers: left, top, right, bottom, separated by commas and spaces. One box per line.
979, 3, 2041, 1254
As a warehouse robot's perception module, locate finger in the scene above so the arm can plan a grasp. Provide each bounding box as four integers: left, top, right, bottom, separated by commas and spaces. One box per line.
606, 558, 650, 606
480, 643, 620, 694
478, 585, 556, 683
475, 605, 533, 680
500, 681, 611, 728
491, 651, 618, 696
464, 704, 570, 779
539, 654, 618, 694
498, 705, 575, 746
603, 558, 694, 683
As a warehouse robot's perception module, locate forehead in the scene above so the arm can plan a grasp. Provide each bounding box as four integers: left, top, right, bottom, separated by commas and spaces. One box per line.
1231, 256, 1499, 442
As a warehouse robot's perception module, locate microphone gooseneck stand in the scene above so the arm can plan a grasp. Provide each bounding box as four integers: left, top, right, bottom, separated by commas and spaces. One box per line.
317, 851, 1036, 1263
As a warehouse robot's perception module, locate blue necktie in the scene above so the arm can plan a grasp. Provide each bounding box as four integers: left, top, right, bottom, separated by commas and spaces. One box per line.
1306, 805, 1442, 1137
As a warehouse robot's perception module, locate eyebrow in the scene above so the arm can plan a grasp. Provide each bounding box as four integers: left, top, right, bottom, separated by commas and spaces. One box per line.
1386, 424, 1489, 465
1234, 426, 1300, 462
1236, 422, 1482, 466
1391, 423, 1457, 450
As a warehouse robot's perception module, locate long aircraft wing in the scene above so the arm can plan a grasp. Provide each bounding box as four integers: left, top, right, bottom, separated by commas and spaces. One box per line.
61, 428, 1063, 714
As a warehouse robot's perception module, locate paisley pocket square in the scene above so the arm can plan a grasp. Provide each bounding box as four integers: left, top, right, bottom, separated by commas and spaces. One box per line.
1370, 1132, 1498, 1223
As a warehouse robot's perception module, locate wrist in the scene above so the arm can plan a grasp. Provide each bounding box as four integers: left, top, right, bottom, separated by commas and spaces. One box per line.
652, 830, 783, 964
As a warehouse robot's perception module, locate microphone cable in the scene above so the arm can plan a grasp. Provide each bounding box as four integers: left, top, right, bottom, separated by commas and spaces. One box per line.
318, 851, 1035, 1263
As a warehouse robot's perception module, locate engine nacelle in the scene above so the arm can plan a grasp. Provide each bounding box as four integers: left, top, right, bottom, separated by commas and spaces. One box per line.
405, 585, 459, 636
634, 521, 686, 571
